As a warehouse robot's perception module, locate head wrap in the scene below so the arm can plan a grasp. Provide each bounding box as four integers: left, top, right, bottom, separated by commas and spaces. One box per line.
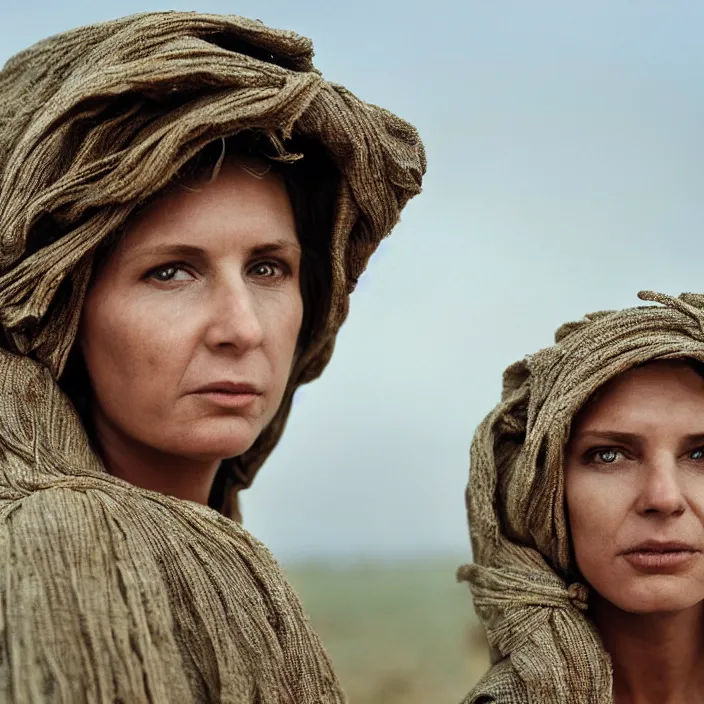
459, 291, 704, 704
0, 10, 425, 520
0, 12, 425, 701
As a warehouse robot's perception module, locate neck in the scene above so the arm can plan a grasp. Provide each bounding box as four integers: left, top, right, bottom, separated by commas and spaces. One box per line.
593, 596, 704, 704
90, 407, 220, 506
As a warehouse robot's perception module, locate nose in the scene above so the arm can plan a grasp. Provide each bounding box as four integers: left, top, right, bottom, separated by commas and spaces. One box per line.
635, 454, 687, 517
204, 274, 264, 352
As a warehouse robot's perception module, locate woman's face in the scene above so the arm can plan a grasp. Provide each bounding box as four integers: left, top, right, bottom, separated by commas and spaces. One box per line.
80, 162, 303, 463
566, 361, 704, 613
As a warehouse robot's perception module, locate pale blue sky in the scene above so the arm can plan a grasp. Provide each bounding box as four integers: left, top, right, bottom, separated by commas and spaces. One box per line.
2, 1, 704, 561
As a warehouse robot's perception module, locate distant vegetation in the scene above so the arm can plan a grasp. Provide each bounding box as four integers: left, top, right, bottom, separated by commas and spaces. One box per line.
285, 558, 490, 704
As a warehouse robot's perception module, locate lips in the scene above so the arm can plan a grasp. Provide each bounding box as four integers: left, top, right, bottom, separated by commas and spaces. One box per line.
190, 381, 263, 409
623, 540, 699, 554
621, 540, 701, 573
194, 381, 262, 395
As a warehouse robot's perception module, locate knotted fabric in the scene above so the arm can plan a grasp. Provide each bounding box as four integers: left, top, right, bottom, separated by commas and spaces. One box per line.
460, 291, 704, 703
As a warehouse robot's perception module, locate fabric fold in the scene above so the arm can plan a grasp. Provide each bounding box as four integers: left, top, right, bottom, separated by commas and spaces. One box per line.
0, 12, 426, 701
0, 10, 426, 517
462, 290, 704, 703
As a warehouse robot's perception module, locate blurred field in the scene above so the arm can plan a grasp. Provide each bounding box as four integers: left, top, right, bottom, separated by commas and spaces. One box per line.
285, 558, 490, 704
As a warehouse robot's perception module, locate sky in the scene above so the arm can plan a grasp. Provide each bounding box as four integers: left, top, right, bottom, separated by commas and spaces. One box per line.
2, 1, 704, 562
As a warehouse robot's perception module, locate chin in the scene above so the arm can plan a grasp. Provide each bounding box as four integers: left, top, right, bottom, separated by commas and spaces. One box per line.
169, 418, 263, 461
193, 439, 255, 461
605, 578, 701, 614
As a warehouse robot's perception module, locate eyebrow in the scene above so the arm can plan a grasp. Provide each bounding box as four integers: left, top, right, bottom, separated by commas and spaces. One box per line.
124, 243, 207, 262
125, 239, 301, 262
249, 239, 302, 256
575, 430, 704, 445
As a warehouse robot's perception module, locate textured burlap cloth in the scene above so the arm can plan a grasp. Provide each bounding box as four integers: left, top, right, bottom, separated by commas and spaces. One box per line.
0, 12, 425, 703
459, 291, 704, 704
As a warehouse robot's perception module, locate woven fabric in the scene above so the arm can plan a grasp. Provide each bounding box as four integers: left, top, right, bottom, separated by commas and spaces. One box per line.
0, 10, 425, 517
0, 12, 425, 702
460, 291, 704, 703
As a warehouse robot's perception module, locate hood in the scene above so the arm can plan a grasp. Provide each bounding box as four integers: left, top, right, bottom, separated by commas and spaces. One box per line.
0, 11, 426, 520
460, 290, 704, 703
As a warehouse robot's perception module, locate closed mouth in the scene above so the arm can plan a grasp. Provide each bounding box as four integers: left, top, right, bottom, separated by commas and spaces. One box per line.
194, 382, 262, 396
620, 541, 701, 572
622, 541, 699, 555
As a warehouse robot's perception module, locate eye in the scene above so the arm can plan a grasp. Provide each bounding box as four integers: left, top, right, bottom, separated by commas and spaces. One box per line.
691, 447, 704, 460
146, 264, 193, 283
587, 448, 623, 464
248, 260, 284, 279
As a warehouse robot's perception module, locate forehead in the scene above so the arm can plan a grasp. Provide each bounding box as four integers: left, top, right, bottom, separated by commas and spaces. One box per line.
118, 161, 297, 252
572, 361, 704, 431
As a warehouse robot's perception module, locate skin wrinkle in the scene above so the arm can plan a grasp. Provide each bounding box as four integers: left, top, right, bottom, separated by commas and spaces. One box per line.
461, 294, 704, 704
566, 361, 704, 704
0, 12, 425, 701
79, 162, 303, 506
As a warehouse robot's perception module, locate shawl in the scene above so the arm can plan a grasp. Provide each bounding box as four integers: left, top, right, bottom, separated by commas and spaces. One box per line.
459, 290, 704, 704
0, 12, 425, 703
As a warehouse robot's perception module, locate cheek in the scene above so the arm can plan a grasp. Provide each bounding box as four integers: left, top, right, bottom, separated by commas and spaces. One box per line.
80, 287, 188, 412
262, 289, 304, 368
566, 472, 624, 578
685, 475, 704, 514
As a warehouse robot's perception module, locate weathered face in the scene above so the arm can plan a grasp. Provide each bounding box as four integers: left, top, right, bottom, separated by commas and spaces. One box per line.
566, 361, 704, 613
80, 162, 303, 464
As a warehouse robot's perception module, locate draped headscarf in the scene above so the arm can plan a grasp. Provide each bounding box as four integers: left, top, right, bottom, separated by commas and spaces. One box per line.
459, 291, 704, 704
0, 12, 425, 702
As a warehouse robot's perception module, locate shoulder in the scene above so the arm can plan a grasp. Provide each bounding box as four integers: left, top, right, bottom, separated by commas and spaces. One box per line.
0, 487, 184, 626
462, 657, 528, 704
3, 484, 158, 572
0, 486, 345, 702
0, 487, 192, 702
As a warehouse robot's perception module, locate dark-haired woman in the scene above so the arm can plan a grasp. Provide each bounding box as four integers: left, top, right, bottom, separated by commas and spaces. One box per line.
0, 12, 425, 702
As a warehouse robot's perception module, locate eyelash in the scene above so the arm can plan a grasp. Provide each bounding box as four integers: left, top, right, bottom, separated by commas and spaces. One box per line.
144, 259, 291, 283
248, 259, 289, 279
584, 448, 626, 465
144, 263, 192, 282
584, 446, 704, 465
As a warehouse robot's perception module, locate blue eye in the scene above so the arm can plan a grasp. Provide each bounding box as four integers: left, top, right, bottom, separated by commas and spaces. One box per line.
691, 448, 704, 460
586, 448, 623, 465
